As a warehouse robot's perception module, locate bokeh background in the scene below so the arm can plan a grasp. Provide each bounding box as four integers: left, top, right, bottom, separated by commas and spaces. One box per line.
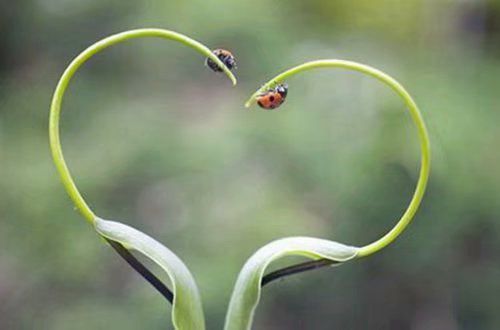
1, 0, 500, 329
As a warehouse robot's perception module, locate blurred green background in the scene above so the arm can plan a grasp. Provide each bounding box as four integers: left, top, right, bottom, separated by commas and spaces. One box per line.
1, 0, 500, 329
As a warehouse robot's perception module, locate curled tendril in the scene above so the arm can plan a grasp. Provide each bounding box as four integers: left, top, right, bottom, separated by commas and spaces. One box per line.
50, 28, 236, 225
246, 59, 431, 259
48, 28, 237, 324
223, 60, 430, 330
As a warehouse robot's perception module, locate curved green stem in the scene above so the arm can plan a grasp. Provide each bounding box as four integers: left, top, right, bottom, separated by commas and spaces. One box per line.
49, 28, 237, 225
246, 60, 430, 258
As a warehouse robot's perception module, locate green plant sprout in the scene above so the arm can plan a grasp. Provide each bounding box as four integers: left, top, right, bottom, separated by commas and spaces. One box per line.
49, 28, 236, 330
224, 60, 431, 330
49, 28, 430, 330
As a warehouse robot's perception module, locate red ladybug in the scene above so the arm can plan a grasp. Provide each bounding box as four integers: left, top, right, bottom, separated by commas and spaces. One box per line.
206, 49, 236, 72
257, 84, 288, 110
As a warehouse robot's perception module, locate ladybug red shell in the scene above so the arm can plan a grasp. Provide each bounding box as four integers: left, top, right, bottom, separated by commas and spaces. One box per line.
257, 84, 288, 110
206, 49, 236, 72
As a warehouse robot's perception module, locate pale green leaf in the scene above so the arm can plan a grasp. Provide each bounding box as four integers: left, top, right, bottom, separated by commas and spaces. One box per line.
94, 217, 205, 330
224, 237, 359, 330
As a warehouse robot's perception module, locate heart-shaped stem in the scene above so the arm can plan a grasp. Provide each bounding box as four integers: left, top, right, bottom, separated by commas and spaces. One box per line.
247, 60, 431, 258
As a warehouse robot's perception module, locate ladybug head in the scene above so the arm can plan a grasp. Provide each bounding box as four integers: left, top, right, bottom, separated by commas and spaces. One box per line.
275, 84, 288, 98
222, 54, 236, 70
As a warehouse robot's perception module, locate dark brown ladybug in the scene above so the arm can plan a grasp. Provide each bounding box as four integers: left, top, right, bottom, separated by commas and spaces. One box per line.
206, 49, 236, 72
257, 84, 288, 110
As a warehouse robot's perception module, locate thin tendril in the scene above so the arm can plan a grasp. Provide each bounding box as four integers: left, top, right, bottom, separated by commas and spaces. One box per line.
246, 60, 430, 259
49, 29, 236, 305
49, 28, 236, 225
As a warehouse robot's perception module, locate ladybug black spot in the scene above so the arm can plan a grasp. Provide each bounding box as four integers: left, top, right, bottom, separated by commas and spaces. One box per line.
269, 95, 275, 102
